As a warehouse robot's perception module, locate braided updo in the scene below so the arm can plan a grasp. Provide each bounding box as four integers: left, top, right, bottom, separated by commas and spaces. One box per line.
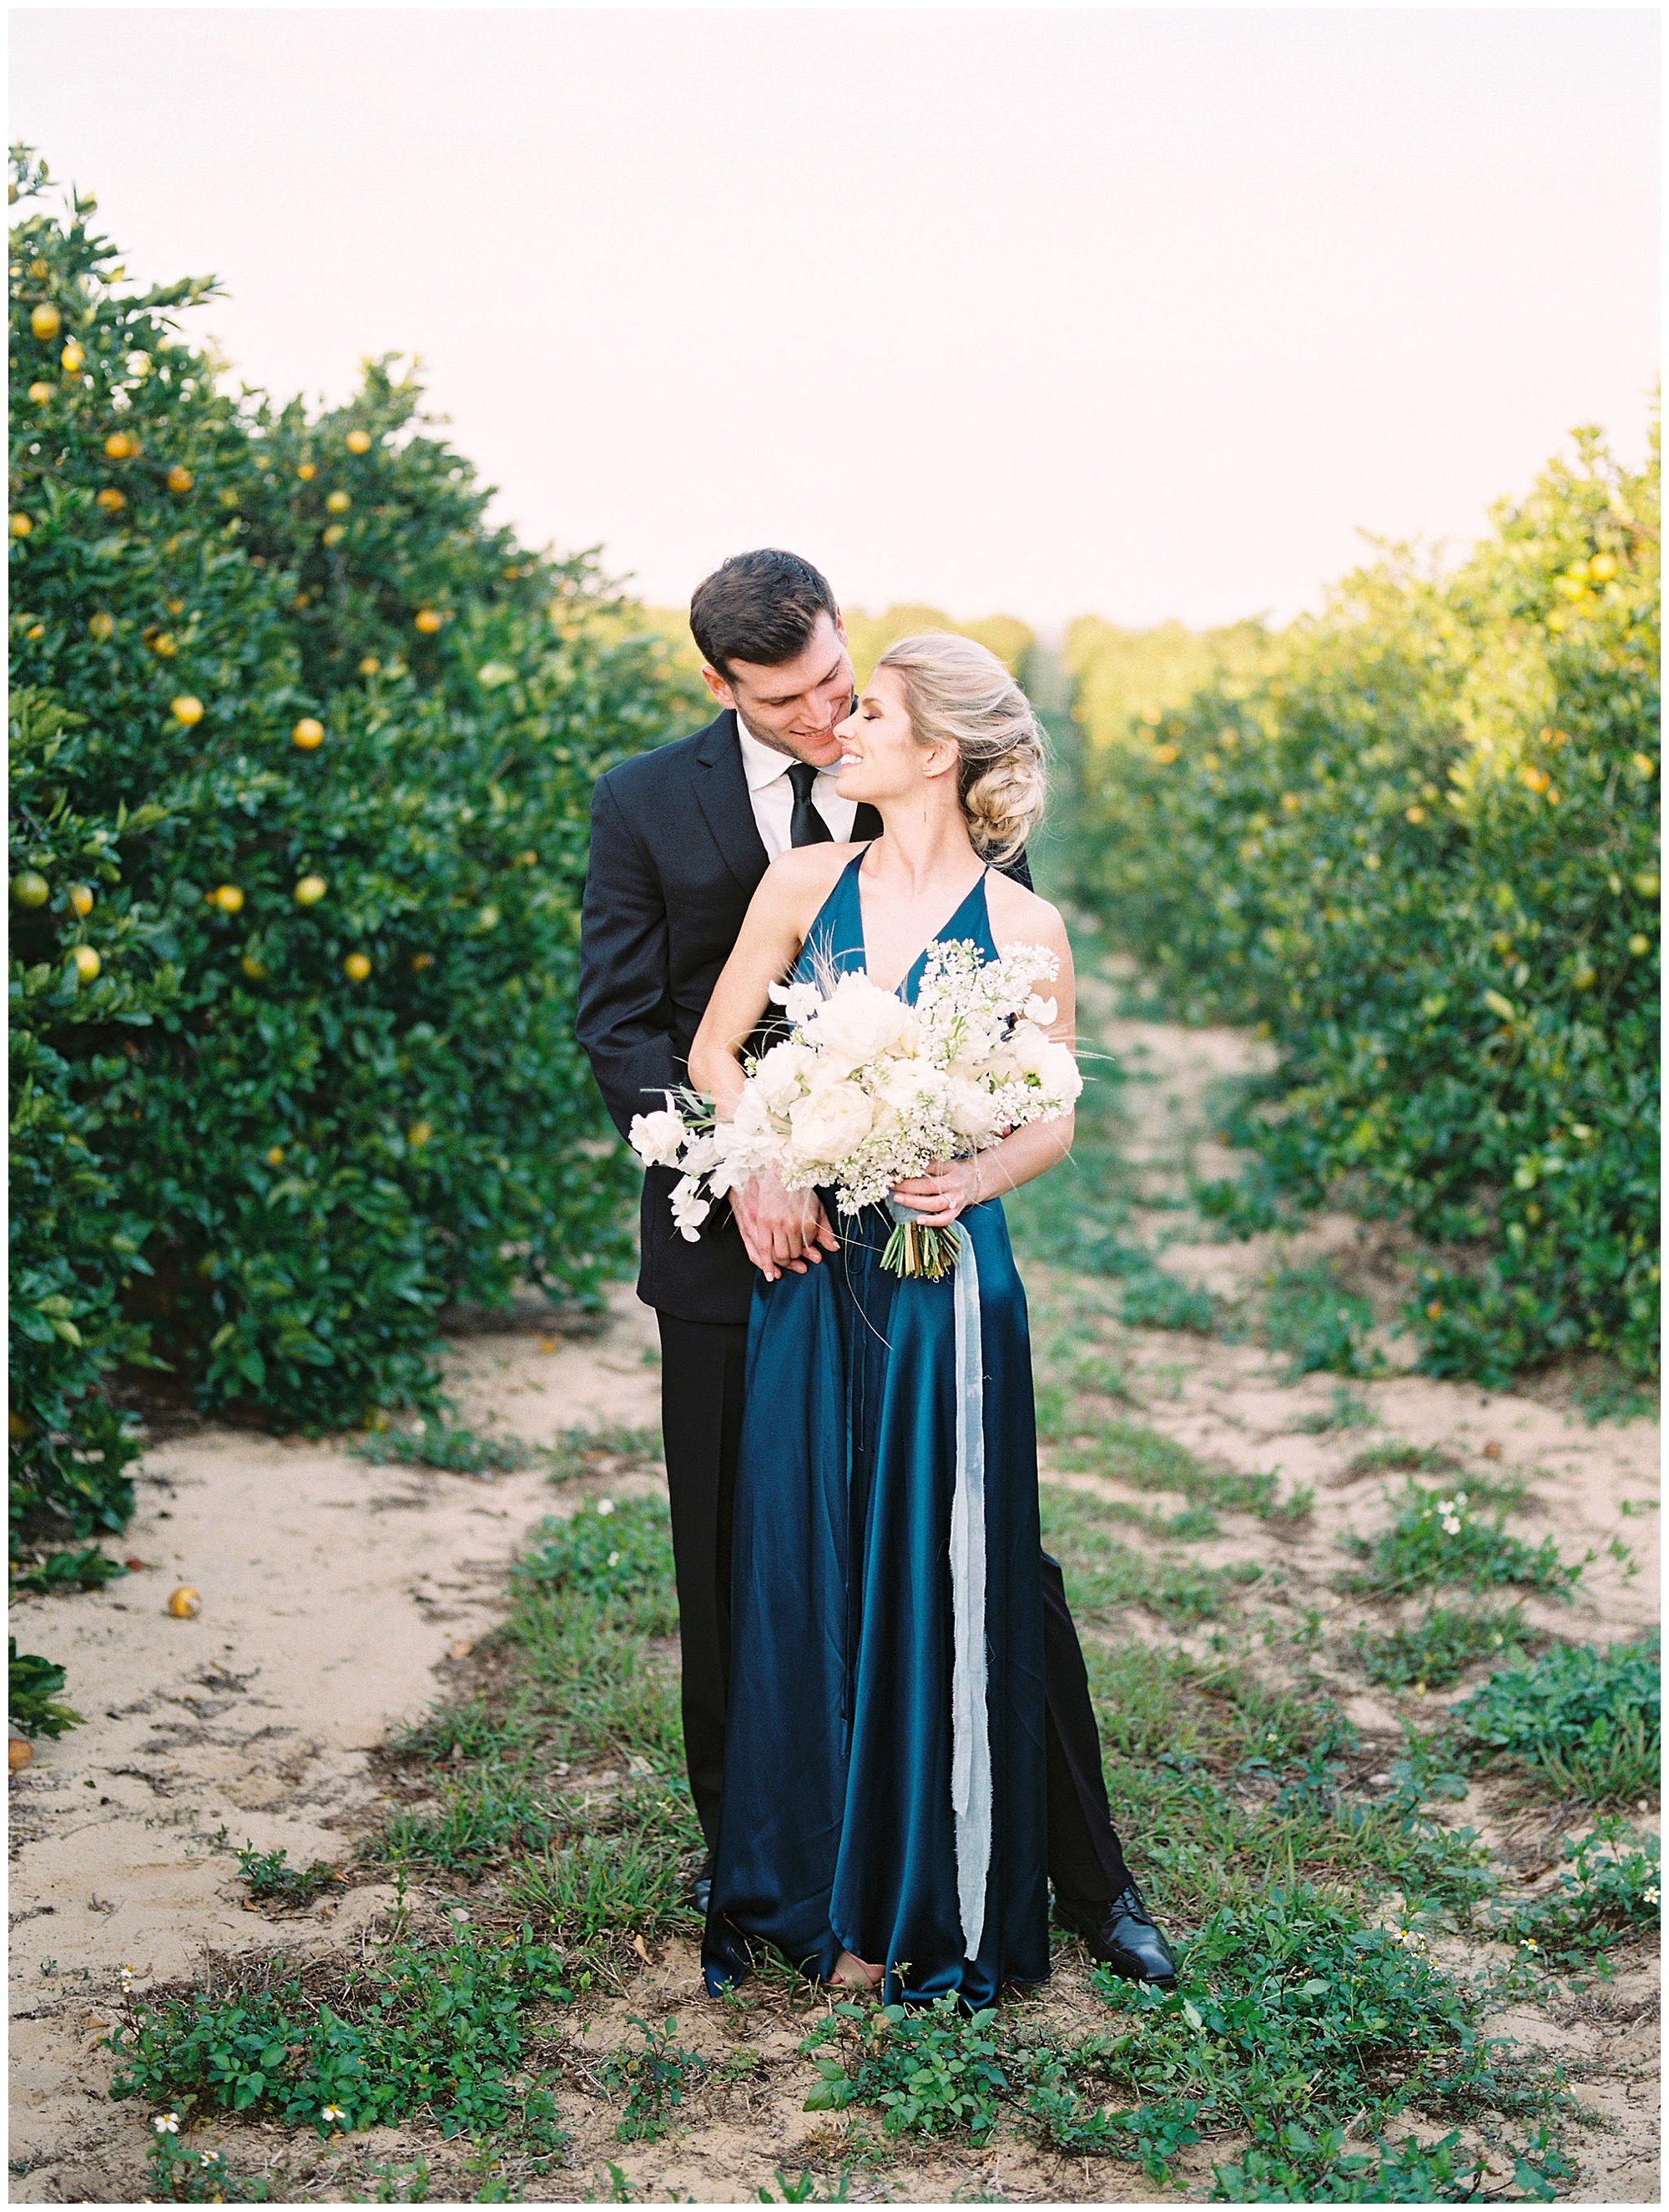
876, 632, 1047, 864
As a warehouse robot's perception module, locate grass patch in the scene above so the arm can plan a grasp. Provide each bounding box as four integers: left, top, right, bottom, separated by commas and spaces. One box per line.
1346, 1439, 1462, 1477
1051, 1415, 1286, 1518
1263, 1264, 1384, 1381
1452, 1633, 1661, 1805
1492, 1821, 1660, 1972
237, 1844, 345, 1908
1294, 1386, 1379, 1434
1349, 1603, 1534, 1691
1041, 1484, 1263, 1623
349, 1420, 531, 1477
1339, 1482, 1590, 1601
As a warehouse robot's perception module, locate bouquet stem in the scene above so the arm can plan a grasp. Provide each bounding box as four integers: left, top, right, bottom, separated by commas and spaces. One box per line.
882, 1215, 963, 1280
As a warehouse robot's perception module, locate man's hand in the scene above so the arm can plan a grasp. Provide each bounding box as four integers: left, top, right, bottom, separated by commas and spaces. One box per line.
730, 1170, 840, 1282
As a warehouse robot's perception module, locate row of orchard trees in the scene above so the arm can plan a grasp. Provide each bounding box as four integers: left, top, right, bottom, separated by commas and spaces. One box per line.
1068, 421, 1660, 1385
9, 149, 696, 1568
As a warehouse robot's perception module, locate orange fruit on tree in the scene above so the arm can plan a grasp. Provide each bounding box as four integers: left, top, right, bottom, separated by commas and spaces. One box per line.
414, 608, 443, 634
240, 952, 267, 980
212, 884, 245, 914
293, 873, 327, 906
30, 301, 61, 341
71, 946, 102, 982
170, 694, 204, 725
325, 489, 351, 514
9, 513, 33, 538
59, 341, 83, 372
12, 871, 50, 909
343, 952, 372, 982
265, 1144, 285, 1167
411, 951, 435, 972
292, 717, 325, 750
27, 380, 52, 404
104, 431, 138, 461
321, 524, 346, 547
407, 1121, 433, 1147
359, 656, 381, 677
95, 487, 125, 513
68, 884, 94, 917
152, 633, 177, 657
296, 461, 316, 481
166, 464, 194, 493
25, 624, 44, 641
345, 428, 372, 454
88, 611, 114, 639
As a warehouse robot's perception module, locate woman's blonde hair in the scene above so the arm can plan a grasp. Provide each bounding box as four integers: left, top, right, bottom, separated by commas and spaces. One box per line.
876, 632, 1047, 864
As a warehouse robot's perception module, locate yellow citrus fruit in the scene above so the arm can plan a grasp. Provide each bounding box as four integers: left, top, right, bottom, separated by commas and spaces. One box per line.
240, 953, 267, 980
25, 624, 43, 640
166, 598, 185, 618
1590, 552, 1618, 582
72, 946, 102, 982
1404, 805, 1426, 824
1633, 870, 1660, 899
411, 951, 435, 972
8, 1738, 32, 1774
343, 951, 372, 982
345, 428, 372, 454
27, 381, 52, 404
414, 608, 443, 634
265, 1144, 285, 1167
167, 1585, 203, 1619
68, 884, 93, 918
407, 1120, 433, 1147
9, 513, 33, 537
325, 489, 351, 514
359, 655, 381, 677
212, 884, 245, 914
1628, 933, 1650, 957
296, 462, 316, 481
104, 431, 137, 461
95, 487, 125, 513
294, 874, 327, 906
12, 871, 50, 909
59, 341, 83, 373
88, 611, 114, 640
291, 717, 325, 750
321, 523, 346, 548
170, 694, 204, 725
30, 301, 61, 341
151, 632, 177, 658
166, 464, 194, 494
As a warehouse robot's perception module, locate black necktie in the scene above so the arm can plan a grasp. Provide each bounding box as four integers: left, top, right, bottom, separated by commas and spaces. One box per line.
787, 760, 831, 846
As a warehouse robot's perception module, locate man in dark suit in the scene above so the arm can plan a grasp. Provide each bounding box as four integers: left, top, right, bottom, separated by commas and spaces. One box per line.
576, 548, 1174, 1985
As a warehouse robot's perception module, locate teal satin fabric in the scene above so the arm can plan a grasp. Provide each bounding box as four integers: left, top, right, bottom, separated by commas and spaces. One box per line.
702, 851, 1049, 2007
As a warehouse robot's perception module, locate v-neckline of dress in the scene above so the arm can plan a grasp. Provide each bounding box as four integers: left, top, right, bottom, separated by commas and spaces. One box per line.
853, 846, 991, 1000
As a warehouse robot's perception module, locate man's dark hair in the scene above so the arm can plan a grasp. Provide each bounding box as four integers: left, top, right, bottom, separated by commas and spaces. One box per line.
689, 549, 838, 678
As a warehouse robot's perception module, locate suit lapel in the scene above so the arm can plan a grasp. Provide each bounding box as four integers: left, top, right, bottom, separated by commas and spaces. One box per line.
692, 710, 770, 895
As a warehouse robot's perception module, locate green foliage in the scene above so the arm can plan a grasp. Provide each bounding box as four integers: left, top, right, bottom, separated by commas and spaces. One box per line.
1071, 423, 1661, 1383
107, 1922, 570, 2139
235, 1842, 344, 1906
1349, 1602, 1530, 1690
1452, 1631, 1660, 1803
11, 1543, 129, 1592
8, 152, 693, 1554
514, 1493, 677, 1621
1262, 1264, 1384, 1380
597, 2014, 704, 2141
1211, 2121, 1574, 2203
348, 1420, 530, 1476
8, 1634, 81, 1735
802, 1999, 1012, 2144
1492, 1822, 1660, 1968
1340, 1482, 1590, 1600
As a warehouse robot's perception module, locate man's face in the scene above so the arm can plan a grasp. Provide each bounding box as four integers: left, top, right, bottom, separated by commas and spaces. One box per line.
701, 610, 855, 770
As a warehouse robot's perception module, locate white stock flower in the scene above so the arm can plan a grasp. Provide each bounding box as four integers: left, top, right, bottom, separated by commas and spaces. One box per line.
669, 1174, 712, 1241
1023, 994, 1059, 1027
628, 1106, 686, 1169
789, 1079, 877, 1164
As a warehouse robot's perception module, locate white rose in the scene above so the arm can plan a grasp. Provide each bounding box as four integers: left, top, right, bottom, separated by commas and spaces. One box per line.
946, 1076, 1005, 1144
788, 1079, 876, 1164
803, 974, 918, 1070
628, 1106, 686, 1169
752, 1040, 813, 1114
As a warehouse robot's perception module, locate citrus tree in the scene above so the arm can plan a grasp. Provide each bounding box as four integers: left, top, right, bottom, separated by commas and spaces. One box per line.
1071, 422, 1660, 1384
9, 148, 695, 1563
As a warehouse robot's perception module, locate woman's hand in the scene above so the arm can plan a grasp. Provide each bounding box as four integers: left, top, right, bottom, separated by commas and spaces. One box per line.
890, 1156, 982, 1228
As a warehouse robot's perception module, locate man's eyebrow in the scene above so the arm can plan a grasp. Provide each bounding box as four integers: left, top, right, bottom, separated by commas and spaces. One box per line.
757, 656, 845, 707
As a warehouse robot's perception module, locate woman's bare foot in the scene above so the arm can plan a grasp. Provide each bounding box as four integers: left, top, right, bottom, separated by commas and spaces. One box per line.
828, 1949, 885, 1988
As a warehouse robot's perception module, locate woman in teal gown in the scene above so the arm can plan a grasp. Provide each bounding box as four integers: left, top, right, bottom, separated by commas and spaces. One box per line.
687, 634, 1077, 2007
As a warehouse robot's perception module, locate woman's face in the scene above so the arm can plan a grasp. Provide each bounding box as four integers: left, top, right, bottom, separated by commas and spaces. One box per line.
834, 665, 952, 804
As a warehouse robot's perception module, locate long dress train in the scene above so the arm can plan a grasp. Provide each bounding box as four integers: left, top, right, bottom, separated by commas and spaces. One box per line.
701, 848, 1050, 2008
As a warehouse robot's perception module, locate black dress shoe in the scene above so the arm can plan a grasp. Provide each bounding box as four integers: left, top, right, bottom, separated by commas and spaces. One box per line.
688, 1855, 714, 1918
1054, 1882, 1177, 1987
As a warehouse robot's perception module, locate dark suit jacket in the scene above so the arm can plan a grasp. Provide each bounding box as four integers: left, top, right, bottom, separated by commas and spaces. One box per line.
576, 707, 1030, 1326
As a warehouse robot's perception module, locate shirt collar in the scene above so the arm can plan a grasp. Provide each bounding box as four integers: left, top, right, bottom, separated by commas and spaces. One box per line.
736, 716, 825, 792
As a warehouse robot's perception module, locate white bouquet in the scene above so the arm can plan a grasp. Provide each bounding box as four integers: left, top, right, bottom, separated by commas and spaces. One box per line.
628, 940, 1082, 1279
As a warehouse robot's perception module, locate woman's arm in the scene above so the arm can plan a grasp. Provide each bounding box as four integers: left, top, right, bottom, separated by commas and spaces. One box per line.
688, 851, 832, 1111
890, 897, 1080, 1227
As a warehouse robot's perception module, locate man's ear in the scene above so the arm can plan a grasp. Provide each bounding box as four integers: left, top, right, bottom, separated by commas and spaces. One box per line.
834, 605, 849, 643
700, 662, 737, 710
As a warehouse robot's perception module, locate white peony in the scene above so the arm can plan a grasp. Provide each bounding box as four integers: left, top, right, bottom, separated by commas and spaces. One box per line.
1011, 1025, 1082, 1105
946, 1075, 1006, 1144
788, 1078, 877, 1164
628, 1105, 686, 1169
802, 973, 919, 1071
751, 1039, 814, 1114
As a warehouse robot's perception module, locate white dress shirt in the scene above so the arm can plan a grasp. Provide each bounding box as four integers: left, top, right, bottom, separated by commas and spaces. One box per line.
735, 718, 858, 859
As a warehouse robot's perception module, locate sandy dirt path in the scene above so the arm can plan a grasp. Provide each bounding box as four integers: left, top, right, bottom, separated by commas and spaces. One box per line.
8, 995, 1658, 2203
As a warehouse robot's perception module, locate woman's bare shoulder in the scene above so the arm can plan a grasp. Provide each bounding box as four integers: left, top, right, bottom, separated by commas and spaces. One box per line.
750, 840, 861, 928
986, 868, 1070, 953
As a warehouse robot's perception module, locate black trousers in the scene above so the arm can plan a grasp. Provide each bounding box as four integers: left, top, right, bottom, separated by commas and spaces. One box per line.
658, 1312, 1132, 1904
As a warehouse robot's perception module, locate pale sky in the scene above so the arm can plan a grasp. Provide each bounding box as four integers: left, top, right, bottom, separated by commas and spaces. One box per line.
11, 8, 1661, 632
